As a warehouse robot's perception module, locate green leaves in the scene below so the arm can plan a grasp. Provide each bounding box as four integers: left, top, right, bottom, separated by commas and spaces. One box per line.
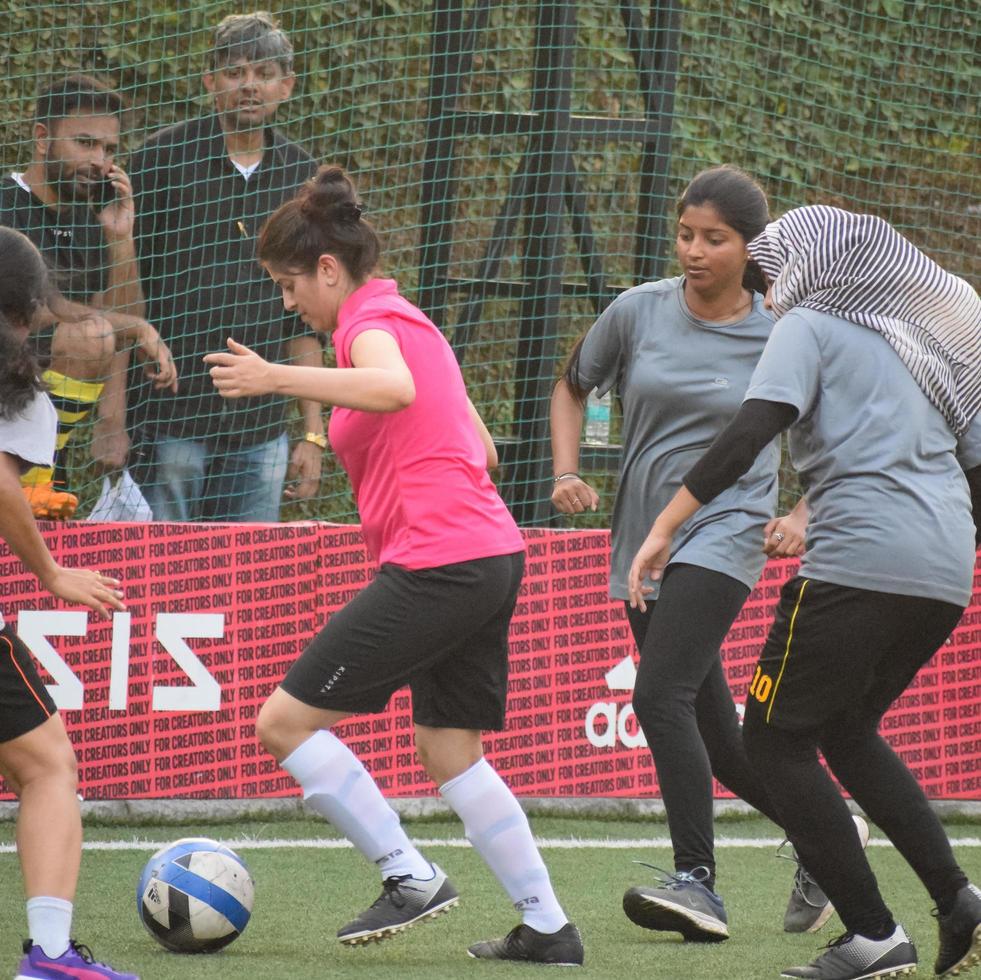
2, 0, 974, 521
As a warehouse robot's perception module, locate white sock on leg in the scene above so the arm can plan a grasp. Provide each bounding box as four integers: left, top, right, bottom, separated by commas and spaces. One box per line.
282, 730, 432, 880
26, 896, 72, 958
441, 758, 567, 933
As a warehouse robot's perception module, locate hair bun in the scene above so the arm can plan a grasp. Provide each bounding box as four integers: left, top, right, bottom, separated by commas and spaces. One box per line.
301, 165, 363, 222
258, 163, 379, 280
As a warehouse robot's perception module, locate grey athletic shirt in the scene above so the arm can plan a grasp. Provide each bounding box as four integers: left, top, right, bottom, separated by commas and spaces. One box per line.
745, 308, 979, 607
574, 276, 779, 600
0, 390, 57, 629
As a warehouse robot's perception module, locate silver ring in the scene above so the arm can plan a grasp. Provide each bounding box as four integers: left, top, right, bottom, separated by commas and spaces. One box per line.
772, 532, 785, 543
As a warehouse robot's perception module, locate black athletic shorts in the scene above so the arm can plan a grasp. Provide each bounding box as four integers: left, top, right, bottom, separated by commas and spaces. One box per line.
281, 550, 525, 730
744, 576, 964, 732
0, 623, 58, 743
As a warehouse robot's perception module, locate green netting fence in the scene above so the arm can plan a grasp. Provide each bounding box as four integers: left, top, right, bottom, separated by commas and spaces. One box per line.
1, 1, 977, 527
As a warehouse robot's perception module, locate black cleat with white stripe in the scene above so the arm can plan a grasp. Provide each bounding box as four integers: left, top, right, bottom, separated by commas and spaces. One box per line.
780, 925, 917, 979
337, 865, 459, 946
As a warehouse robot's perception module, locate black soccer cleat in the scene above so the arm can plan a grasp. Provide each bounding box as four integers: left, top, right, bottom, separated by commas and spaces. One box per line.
467, 921, 584, 966
780, 925, 917, 979
934, 882, 981, 978
337, 864, 459, 945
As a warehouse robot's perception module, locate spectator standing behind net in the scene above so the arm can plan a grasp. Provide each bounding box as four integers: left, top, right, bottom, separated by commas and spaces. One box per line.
0, 74, 176, 520
203, 165, 584, 966
128, 12, 323, 522
628, 205, 981, 980
0, 228, 136, 980
550, 166, 840, 943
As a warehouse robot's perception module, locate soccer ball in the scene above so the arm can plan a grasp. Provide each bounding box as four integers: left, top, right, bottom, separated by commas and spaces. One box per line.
137, 837, 254, 953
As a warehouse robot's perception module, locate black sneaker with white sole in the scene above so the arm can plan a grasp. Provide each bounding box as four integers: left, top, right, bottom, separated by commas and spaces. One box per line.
780, 925, 917, 979
337, 864, 459, 945
934, 882, 981, 978
468, 922, 584, 966
622, 865, 729, 942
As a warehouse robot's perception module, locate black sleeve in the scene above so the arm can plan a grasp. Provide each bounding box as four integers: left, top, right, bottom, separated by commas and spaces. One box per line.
683, 399, 799, 504
964, 463, 981, 546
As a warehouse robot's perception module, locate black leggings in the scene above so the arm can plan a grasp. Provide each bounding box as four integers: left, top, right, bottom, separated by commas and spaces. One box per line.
626, 563, 783, 884
742, 588, 967, 937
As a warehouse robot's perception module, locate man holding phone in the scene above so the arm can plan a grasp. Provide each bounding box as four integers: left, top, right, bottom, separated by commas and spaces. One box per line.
0, 74, 175, 518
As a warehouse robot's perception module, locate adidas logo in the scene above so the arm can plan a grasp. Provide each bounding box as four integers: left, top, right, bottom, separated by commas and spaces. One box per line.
584, 655, 647, 748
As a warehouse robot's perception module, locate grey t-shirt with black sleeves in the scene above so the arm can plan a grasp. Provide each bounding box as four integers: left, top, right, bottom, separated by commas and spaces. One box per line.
745, 307, 978, 608
573, 276, 779, 600
0, 389, 57, 629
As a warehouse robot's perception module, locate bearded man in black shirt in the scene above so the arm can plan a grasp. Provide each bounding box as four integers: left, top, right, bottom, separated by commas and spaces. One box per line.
0, 74, 175, 518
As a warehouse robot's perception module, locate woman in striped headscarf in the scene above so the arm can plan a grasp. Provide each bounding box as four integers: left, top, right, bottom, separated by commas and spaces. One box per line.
627, 205, 981, 980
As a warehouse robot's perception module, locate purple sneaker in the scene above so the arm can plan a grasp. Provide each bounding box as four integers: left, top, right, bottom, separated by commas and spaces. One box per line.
16, 940, 139, 980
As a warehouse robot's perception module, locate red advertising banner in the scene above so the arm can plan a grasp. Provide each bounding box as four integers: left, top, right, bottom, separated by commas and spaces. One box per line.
1, 523, 979, 801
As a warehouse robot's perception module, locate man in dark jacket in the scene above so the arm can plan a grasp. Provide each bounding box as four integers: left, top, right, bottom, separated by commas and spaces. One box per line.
130, 12, 324, 521
0, 74, 175, 518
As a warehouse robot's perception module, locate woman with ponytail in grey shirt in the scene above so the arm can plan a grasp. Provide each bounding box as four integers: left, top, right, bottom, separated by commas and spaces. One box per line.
551, 168, 838, 944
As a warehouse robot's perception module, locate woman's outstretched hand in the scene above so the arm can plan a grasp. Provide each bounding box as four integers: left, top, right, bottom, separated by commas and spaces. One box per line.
205, 338, 274, 398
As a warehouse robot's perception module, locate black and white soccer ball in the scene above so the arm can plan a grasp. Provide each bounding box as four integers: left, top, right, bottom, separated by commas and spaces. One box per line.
137, 837, 254, 953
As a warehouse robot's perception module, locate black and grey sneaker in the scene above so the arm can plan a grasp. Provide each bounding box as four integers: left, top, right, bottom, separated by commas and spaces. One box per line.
781, 815, 871, 934
337, 864, 459, 945
468, 922, 583, 966
934, 882, 981, 978
780, 925, 917, 979
622, 865, 729, 942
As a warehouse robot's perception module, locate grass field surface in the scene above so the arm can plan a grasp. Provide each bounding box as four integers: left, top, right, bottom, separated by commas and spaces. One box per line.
1, 815, 979, 979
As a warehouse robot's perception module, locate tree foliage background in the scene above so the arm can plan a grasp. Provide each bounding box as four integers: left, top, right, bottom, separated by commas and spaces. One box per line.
2, 0, 977, 522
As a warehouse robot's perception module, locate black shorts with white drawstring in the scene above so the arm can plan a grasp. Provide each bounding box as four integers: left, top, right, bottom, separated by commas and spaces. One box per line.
281, 551, 525, 730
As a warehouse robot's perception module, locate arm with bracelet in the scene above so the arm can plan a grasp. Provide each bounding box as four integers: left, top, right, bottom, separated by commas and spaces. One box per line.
284, 333, 327, 502
549, 377, 600, 514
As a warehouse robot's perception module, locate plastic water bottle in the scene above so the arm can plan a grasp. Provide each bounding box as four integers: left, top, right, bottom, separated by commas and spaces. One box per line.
583, 390, 611, 445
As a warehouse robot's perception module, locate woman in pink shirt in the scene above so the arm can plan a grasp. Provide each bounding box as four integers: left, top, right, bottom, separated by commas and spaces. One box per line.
205, 164, 582, 967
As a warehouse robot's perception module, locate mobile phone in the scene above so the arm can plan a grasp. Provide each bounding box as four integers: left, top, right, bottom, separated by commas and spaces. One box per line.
93, 176, 116, 209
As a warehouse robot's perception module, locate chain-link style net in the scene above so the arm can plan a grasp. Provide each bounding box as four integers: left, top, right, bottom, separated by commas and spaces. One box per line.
2, 2, 976, 525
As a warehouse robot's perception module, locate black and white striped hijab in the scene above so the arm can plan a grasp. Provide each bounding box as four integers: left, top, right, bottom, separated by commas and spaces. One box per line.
747, 205, 981, 435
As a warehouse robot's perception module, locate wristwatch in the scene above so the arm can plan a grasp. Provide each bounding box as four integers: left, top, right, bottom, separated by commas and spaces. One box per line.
304, 432, 327, 449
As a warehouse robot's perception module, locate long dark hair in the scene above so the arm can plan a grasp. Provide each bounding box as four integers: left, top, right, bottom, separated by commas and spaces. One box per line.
561, 165, 770, 396
0, 227, 50, 419
258, 164, 380, 281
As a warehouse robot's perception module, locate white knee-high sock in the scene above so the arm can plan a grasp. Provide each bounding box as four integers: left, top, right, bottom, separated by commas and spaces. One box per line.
441, 758, 568, 933
282, 730, 432, 880
26, 896, 72, 958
